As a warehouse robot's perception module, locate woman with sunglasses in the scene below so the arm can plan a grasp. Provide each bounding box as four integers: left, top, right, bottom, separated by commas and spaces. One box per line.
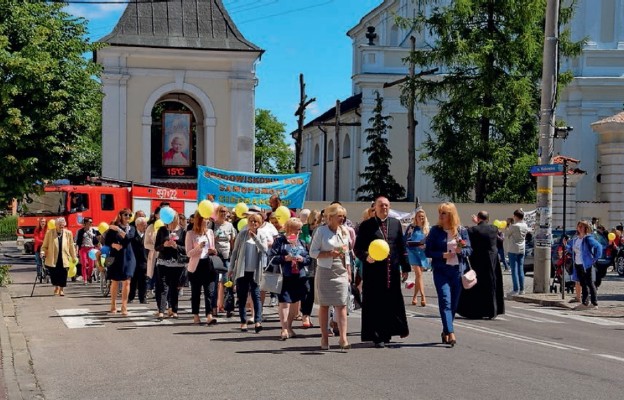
425, 202, 472, 347
104, 209, 137, 315
33, 218, 48, 283
76, 218, 100, 284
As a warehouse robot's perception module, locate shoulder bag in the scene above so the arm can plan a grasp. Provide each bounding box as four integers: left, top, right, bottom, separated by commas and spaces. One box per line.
260, 257, 283, 294
461, 258, 477, 289
209, 255, 228, 273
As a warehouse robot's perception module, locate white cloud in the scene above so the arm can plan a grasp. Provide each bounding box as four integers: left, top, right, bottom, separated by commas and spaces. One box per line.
306, 102, 320, 117
65, 3, 126, 21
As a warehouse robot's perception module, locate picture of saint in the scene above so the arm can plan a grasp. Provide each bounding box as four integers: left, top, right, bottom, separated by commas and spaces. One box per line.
162, 112, 192, 166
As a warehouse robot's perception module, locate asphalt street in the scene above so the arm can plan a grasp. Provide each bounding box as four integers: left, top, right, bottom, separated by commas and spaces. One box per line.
1, 245, 624, 400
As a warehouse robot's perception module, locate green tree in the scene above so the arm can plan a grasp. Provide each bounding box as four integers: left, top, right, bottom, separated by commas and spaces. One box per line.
0, 1, 103, 202
399, 0, 583, 203
254, 109, 294, 174
357, 92, 406, 201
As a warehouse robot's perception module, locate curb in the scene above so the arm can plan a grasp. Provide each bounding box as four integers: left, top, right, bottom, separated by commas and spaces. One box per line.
0, 286, 44, 400
510, 294, 572, 309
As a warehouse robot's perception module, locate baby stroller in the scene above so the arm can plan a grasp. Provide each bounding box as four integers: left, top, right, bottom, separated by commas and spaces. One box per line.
550, 248, 575, 294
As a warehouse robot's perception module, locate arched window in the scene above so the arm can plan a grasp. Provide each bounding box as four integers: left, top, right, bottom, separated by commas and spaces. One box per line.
327, 140, 334, 161
343, 134, 351, 158
313, 144, 320, 166
389, 25, 399, 46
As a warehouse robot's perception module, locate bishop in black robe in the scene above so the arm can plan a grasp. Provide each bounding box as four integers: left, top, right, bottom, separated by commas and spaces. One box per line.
354, 197, 410, 346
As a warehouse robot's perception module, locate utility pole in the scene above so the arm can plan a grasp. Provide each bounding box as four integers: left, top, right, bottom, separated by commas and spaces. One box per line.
293, 74, 316, 173
384, 37, 437, 202
534, 0, 560, 293
312, 100, 360, 202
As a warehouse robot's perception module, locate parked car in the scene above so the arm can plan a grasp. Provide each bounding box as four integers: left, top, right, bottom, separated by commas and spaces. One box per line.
523, 229, 576, 273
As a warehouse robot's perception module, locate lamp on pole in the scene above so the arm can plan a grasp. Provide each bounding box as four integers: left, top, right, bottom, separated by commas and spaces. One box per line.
534, 0, 560, 293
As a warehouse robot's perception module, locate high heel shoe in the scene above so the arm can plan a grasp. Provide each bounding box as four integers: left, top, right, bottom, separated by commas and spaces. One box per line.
280, 330, 289, 341
447, 333, 456, 347
441, 332, 448, 344
411, 297, 417, 305
421, 299, 427, 307
320, 340, 329, 350
254, 324, 263, 333
339, 341, 351, 352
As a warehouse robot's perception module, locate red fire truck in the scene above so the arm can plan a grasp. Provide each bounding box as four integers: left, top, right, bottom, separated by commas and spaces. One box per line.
16, 177, 198, 254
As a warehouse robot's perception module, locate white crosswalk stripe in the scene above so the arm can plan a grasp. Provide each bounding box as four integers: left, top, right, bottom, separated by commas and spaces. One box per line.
516, 306, 624, 327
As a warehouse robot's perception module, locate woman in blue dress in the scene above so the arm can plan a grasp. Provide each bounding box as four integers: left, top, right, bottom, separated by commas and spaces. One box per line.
404, 208, 431, 306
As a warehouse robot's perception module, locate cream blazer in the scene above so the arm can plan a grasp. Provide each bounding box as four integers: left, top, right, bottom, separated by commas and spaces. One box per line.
41, 229, 77, 268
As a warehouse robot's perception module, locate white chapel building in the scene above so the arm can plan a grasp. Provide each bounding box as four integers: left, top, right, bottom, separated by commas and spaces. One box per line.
298, 0, 624, 227
96, 0, 262, 190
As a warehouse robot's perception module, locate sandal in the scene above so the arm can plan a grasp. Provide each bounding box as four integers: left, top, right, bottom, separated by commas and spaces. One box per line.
411, 297, 417, 305
301, 321, 313, 329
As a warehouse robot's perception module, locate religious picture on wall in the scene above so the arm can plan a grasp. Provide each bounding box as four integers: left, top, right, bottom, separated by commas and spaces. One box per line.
162, 111, 192, 166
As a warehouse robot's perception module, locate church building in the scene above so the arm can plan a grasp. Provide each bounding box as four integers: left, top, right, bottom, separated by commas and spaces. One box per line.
299, 0, 624, 227
96, 0, 262, 189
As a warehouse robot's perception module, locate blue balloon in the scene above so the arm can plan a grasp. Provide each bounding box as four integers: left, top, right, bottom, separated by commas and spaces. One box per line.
160, 206, 176, 224
88, 248, 98, 260
100, 246, 111, 256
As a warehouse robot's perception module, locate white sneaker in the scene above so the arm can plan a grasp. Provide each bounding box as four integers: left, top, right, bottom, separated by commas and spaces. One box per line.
519, 290, 526, 295
574, 304, 589, 311
507, 291, 518, 298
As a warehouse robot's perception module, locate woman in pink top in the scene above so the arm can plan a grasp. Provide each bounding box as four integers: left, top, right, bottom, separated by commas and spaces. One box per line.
185, 211, 218, 325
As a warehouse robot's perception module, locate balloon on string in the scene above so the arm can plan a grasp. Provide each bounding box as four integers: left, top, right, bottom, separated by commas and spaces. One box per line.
88, 248, 98, 260
237, 218, 248, 231
493, 219, 501, 229
198, 200, 214, 219
608, 232, 616, 242
499, 220, 507, 229
160, 206, 176, 224
368, 239, 390, 261
235, 203, 249, 218
275, 206, 290, 224
98, 222, 109, 234
47, 219, 56, 230
100, 246, 110, 256
154, 219, 165, 231
128, 213, 135, 223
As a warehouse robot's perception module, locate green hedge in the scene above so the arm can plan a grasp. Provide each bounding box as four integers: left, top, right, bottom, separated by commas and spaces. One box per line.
0, 216, 17, 241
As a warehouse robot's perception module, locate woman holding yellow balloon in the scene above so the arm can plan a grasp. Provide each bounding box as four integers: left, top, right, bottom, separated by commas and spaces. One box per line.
309, 203, 352, 350
40, 217, 77, 296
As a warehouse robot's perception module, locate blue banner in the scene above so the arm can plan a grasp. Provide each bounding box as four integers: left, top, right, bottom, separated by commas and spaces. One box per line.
197, 166, 311, 209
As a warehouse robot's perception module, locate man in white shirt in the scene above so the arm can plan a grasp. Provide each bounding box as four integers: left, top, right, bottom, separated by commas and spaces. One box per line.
507, 209, 529, 296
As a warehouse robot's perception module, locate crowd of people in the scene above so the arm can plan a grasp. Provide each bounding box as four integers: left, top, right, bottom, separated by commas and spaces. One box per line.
32, 194, 617, 350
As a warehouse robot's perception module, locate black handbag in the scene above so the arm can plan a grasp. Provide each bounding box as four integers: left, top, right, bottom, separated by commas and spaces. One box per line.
209, 255, 228, 273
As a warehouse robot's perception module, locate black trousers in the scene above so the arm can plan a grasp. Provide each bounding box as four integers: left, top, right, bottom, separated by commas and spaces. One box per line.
575, 264, 597, 305
301, 277, 314, 316
190, 258, 216, 315
156, 264, 184, 313
129, 264, 147, 303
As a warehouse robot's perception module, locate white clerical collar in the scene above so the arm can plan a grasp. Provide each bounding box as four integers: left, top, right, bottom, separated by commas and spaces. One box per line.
378, 217, 389, 223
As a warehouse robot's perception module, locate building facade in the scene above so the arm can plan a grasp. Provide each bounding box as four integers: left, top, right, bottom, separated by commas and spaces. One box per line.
96, 0, 262, 189
299, 0, 624, 226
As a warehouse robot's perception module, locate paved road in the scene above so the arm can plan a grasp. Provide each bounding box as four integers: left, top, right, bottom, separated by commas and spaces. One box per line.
2, 248, 624, 400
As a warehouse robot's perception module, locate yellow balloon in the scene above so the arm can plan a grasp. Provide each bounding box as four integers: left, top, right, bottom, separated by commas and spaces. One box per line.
154, 219, 165, 230
97, 222, 109, 234
235, 202, 249, 218
368, 239, 390, 261
128, 213, 135, 223
275, 205, 290, 224
68, 259, 77, 278
198, 200, 214, 219
237, 218, 248, 231
499, 220, 507, 229
608, 232, 616, 242
47, 219, 56, 230
493, 219, 501, 229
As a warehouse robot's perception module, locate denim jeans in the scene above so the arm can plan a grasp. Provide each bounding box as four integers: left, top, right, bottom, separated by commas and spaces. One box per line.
432, 265, 462, 334
34, 252, 43, 277
508, 252, 525, 292
236, 271, 262, 324
498, 248, 508, 270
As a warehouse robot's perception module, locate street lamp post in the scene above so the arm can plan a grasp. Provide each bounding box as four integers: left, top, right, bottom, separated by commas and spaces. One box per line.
534, 0, 560, 293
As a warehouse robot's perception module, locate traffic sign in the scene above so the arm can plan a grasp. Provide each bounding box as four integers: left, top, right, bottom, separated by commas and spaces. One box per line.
530, 164, 564, 177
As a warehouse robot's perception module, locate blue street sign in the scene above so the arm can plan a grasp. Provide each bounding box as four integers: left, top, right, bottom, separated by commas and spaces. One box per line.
530, 164, 564, 177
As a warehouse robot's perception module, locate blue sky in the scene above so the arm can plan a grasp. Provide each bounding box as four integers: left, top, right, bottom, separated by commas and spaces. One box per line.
66, 0, 383, 136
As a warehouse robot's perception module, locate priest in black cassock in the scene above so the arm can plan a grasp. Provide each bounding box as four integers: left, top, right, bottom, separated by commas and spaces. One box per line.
354, 196, 410, 348
457, 211, 505, 319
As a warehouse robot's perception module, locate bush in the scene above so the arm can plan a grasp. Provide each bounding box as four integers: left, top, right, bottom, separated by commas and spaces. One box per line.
0, 265, 11, 286
0, 216, 17, 241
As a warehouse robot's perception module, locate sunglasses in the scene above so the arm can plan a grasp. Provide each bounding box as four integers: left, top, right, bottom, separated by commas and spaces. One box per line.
84, 220, 92, 224
439, 211, 448, 216
122, 213, 132, 217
